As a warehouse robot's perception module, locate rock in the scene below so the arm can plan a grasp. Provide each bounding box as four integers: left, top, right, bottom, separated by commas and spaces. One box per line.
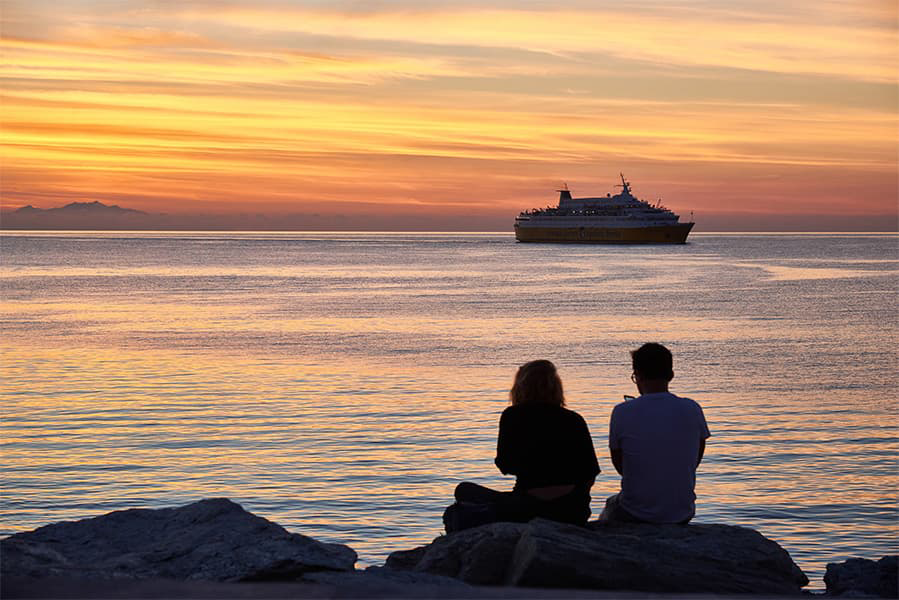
383, 544, 429, 572
0, 498, 356, 581
385, 521, 525, 586
386, 518, 809, 594
824, 556, 898, 598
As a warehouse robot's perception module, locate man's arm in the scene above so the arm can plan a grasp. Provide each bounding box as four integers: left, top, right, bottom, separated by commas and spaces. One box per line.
697, 404, 710, 467
611, 448, 623, 475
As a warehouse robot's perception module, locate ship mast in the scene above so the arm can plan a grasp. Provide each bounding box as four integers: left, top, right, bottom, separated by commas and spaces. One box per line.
616, 172, 632, 196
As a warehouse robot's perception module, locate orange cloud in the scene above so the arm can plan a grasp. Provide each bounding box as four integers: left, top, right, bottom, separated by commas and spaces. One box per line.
181, 6, 897, 83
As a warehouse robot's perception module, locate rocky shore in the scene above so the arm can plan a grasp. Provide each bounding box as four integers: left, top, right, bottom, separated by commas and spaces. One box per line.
2, 499, 895, 599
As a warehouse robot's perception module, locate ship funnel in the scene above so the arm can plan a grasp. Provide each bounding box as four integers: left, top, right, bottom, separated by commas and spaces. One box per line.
557, 183, 572, 202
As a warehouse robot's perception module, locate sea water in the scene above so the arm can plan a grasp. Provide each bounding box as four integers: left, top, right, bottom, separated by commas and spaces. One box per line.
1, 232, 897, 588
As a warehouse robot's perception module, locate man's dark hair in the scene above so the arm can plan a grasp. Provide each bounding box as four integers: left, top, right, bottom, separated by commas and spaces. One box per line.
631, 343, 674, 381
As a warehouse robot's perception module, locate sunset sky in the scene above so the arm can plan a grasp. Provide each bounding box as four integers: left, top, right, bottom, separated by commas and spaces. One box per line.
1, 0, 897, 230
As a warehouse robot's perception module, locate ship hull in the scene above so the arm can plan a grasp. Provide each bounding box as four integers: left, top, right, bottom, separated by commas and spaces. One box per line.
514, 223, 694, 244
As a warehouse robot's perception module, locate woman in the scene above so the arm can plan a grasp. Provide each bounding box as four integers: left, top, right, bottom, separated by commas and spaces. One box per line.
444, 360, 600, 533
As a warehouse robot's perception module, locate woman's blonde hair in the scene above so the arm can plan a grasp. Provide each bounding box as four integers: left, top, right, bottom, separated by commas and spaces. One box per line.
509, 359, 565, 406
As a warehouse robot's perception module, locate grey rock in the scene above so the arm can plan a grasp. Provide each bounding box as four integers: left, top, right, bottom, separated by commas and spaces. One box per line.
386, 518, 809, 594
0, 498, 356, 582
384, 544, 429, 571
385, 521, 526, 586
824, 556, 898, 598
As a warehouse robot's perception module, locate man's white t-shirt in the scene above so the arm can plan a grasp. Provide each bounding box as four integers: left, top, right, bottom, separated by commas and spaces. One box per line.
609, 392, 710, 523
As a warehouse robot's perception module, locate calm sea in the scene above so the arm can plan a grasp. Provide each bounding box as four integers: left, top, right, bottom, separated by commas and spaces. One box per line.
1, 232, 897, 588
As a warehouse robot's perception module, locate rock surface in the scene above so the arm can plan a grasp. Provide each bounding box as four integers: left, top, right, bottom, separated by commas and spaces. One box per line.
0, 498, 356, 582
387, 520, 524, 586
386, 518, 809, 595
824, 555, 898, 598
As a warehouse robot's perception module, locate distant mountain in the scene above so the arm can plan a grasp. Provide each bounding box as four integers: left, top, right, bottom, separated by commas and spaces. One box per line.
3, 201, 153, 230
14, 201, 147, 215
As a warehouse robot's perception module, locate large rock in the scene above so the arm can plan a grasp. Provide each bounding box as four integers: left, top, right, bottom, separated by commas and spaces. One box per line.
386, 521, 524, 586
0, 498, 356, 581
824, 555, 898, 598
386, 518, 809, 595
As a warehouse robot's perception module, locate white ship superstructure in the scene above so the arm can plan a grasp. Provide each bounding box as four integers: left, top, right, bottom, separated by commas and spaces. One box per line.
514, 174, 694, 244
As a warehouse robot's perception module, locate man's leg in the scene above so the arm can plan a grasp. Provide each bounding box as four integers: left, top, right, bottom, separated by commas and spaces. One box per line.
598, 493, 643, 523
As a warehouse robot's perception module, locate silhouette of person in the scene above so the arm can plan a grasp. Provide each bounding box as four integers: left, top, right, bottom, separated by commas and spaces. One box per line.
601, 343, 710, 524
443, 360, 600, 533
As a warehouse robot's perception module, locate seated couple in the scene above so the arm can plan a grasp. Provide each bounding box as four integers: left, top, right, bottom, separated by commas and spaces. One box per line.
443, 343, 710, 533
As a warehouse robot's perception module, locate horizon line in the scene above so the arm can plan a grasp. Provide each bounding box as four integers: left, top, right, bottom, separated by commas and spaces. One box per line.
1, 230, 897, 236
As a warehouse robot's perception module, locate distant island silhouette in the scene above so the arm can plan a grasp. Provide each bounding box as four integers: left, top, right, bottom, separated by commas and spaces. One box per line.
4, 201, 155, 230
15, 201, 147, 217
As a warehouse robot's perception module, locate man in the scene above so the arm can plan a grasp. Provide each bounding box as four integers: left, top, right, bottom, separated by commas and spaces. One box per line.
602, 343, 710, 524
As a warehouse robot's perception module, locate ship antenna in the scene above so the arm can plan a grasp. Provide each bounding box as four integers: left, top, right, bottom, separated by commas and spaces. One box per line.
616, 172, 631, 195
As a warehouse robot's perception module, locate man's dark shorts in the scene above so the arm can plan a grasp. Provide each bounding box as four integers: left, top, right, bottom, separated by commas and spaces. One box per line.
599, 493, 693, 525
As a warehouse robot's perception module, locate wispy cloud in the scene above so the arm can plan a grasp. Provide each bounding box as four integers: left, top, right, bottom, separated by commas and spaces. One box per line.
168, 4, 897, 82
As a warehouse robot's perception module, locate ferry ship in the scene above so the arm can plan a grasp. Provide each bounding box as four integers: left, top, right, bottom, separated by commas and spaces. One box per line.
514, 174, 694, 244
